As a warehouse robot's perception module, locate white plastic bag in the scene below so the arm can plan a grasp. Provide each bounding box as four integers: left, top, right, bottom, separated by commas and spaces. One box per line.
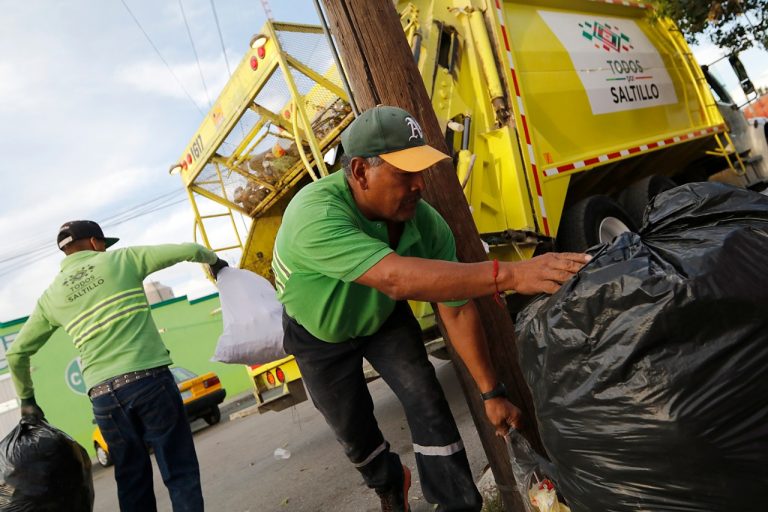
506, 429, 570, 512
212, 267, 287, 365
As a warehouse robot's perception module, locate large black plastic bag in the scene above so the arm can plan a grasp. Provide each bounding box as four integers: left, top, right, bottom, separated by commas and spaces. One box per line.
0, 418, 94, 511
515, 183, 768, 512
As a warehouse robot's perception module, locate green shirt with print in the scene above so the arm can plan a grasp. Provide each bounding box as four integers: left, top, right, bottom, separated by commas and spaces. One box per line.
7, 243, 217, 399
272, 170, 466, 343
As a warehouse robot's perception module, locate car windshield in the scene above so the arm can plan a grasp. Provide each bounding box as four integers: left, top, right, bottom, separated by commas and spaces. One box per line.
170, 367, 197, 384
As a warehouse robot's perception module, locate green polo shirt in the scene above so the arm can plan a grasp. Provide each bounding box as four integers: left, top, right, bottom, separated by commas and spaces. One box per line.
7, 243, 217, 399
272, 170, 465, 343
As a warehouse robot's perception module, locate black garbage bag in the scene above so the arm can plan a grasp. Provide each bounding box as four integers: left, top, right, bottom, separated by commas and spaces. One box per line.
515, 183, 768, 512
0, 418, 94, 511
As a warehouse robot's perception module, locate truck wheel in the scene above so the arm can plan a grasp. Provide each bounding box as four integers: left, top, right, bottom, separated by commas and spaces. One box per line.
617, 175, 677, 227
95, 443, 113, 467
204, 407, 221, 426
556, 195, 637, 252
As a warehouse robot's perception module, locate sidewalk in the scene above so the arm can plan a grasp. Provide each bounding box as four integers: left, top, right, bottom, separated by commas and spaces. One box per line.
218, 389, 256, 421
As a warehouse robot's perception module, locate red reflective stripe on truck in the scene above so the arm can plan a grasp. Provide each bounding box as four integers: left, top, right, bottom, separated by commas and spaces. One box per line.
494, 2, 550, 235
500, 25, 511, 52
544, 126, 727, 176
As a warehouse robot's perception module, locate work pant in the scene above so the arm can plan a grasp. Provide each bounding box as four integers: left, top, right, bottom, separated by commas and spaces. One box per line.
283, 301, 483, 512
92, 369, 204, 512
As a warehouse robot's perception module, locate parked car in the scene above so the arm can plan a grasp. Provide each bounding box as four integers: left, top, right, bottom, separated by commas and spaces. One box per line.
92, 366, 226, 467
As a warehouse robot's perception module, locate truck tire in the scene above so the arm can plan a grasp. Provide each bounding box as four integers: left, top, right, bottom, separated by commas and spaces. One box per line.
617, 175, 677, 228
556, 195, 637, 252
95, 443, 113, 467
204, 406, 221, 426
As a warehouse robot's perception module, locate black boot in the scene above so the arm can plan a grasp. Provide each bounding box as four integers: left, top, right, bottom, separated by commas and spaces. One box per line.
376, 464, 411, 512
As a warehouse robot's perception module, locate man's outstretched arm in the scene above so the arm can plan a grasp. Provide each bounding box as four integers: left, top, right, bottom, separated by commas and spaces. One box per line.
355, 251, 590, 302
437, 301, 520, 436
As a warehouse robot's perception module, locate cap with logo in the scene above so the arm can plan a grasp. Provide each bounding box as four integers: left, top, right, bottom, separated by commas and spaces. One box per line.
57, 220, 119, 250
340, 105, 450, 172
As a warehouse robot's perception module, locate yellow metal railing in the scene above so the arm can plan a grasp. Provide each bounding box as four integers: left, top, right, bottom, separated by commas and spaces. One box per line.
174, 20, 355, 262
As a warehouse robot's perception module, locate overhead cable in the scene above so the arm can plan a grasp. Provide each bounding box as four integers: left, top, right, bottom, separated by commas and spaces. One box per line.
118, 0, 206, 117
0, 189, 189, 273
179, 0, 213, 108
209, 0, 233, 77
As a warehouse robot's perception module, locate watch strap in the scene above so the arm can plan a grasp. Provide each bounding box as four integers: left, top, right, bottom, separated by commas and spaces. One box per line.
481, 382, 507, 401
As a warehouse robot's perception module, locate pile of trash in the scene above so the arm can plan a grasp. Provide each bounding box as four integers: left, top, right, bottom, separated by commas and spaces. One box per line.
0, 418, 94, 511
515, 183, 768, 511
233, 99, 352, 213
233, 142, 300, 212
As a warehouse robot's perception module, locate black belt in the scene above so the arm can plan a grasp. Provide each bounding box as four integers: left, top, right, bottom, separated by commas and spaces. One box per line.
88, 366, 168, 399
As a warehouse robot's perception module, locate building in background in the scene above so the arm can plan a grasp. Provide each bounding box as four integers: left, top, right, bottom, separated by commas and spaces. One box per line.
144, 281, 175, 304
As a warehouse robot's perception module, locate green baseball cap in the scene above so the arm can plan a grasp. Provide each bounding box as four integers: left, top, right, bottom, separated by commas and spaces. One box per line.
341, 105, 450, 172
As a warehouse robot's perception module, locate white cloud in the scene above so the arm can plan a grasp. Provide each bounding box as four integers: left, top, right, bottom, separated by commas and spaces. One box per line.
0, 203, 235, 321
0, 0, 321, 321
0, 253, 62, 322
756, 68, 768, 88
0, 166, 157, 246
115, 57, 230, 107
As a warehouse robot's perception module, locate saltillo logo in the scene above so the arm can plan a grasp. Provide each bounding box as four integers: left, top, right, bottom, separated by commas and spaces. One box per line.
579, 20, 634, 53
405, 116, 423, 141
63, 265, 96, 287
63, 264, 105, 302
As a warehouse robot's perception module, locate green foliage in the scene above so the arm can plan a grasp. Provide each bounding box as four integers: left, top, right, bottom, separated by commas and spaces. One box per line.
653, 0, 768, 53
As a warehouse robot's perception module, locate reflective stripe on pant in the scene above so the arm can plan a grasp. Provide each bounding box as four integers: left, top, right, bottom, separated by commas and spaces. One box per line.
283, 301, 482, 512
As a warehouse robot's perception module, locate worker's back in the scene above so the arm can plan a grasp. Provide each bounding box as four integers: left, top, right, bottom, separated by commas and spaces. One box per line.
38, 247, 171, 391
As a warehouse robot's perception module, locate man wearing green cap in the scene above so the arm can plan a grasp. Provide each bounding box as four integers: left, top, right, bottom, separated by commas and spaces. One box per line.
272, 106, 588, 511
7, 220, 229, 512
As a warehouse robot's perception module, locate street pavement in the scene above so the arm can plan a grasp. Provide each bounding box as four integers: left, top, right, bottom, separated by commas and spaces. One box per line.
91, 358, 491, 511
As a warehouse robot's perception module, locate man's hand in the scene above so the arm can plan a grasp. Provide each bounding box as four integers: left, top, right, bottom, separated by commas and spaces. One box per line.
209, 257, 229, 280
507, 252, 591, 295
484, 397, 522, 436
20, 398, 45, 423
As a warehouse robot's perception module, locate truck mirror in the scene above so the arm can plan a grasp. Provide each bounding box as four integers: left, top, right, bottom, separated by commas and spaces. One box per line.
728, 55, 756, 96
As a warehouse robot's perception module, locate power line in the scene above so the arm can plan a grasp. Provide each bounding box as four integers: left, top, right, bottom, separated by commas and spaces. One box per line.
0, 189, 189, 275
178, 0, 212, 109
118, 0, 206, 117
3, 189, 185, 259
209, 0, 233, 78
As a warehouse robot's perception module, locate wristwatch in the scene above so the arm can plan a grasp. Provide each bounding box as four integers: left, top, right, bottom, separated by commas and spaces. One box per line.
481, 382, 507, 401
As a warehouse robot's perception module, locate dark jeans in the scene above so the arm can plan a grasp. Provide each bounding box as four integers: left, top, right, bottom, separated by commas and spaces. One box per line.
283, 301, 483, 512
92, 369, 204, 512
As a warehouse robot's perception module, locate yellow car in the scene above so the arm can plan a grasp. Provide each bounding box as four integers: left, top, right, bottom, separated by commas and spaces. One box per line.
92, 367, 226, 467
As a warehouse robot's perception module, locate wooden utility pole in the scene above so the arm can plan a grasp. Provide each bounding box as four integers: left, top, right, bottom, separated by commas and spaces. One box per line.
318, 1, 543, 511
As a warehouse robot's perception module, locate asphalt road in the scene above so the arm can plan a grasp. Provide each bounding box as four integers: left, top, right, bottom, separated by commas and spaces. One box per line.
91, 358, 490, 512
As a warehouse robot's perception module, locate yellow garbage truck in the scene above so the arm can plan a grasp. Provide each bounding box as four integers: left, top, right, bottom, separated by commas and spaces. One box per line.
171, 0, 753, 411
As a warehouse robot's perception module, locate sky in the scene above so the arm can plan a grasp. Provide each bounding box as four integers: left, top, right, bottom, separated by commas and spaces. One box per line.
0, 0, 319, 322
1, 2, 767, 322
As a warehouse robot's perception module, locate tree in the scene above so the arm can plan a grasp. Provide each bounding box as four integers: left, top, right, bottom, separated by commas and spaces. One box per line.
654, 0, 768, 54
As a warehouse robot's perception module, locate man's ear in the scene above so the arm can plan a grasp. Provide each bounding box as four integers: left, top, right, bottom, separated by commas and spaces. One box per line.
349, 157, 369, 190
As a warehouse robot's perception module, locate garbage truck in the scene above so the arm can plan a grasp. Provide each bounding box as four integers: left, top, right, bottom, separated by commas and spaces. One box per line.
171, 0, 755, 411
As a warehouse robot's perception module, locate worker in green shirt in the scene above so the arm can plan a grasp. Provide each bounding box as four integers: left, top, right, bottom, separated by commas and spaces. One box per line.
273, 105, 589, 512
7, 220, 228, 512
